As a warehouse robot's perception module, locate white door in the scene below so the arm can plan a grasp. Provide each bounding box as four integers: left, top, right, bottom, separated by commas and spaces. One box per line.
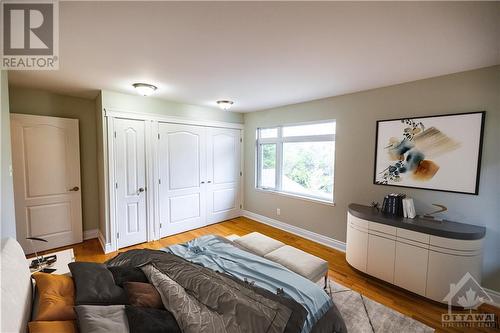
158, 123, 206, 237
114, 118, 148, 248
10, 114, 83, 253
206, 128, 241, 224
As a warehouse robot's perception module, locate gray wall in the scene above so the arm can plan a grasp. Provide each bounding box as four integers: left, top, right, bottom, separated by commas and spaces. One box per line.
1, 71, 16, 239
9, 87, 99, 232
243, 66, 500, 291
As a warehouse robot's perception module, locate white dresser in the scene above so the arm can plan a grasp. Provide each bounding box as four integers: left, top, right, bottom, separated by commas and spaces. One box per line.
346, 204, 485, 305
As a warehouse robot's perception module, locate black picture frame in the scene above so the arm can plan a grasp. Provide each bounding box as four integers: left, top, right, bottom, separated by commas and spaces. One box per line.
373, 111, 486, 195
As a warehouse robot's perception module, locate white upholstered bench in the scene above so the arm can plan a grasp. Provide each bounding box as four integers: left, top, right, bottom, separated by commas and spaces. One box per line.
232, 232, 329, 287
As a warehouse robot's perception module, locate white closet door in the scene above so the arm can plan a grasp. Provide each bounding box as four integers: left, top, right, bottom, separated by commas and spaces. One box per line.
206, 128, 241, 224
10, 114, 83, 253
158, 123, 206, 237
114, 118, 147, 248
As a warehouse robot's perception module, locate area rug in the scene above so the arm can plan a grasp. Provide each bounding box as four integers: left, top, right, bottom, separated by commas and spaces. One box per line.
324, 280, 435, 333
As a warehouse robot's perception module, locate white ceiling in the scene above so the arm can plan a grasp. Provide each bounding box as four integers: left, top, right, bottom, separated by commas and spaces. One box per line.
8, 1, 500, 112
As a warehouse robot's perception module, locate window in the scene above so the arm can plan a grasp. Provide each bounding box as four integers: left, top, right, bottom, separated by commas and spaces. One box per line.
256, 121, 336, 203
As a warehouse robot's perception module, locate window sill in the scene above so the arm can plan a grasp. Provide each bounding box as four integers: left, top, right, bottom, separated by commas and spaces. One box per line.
254, 188, 336, 207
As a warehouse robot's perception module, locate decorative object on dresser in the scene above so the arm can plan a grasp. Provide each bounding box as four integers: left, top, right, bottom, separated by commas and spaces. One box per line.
381, 194, 416, 218
346, 203, 485, 305
422, 203, 448, 220
374, 111, 485, 195
370, 201, 380, 211
381, 193, 405, 216
402, 197, 416, 218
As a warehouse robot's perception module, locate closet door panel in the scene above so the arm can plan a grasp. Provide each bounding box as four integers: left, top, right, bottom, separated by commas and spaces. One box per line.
213, 188, 236, 212
206, 128, 241, 224
213, 133, 238, 184
168, 131, 200, 190
158, 123, 206, 237
169, 194, 201, 222
114, 118, 147, 248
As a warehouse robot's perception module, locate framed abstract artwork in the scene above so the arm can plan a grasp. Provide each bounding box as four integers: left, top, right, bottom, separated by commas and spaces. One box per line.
373, 111, 485, 195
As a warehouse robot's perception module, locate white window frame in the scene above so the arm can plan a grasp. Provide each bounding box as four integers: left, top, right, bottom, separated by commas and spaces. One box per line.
256, 120, 336, 204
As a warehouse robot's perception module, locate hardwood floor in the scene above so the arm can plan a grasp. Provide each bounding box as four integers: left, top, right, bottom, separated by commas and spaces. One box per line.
49, 217, 498, 333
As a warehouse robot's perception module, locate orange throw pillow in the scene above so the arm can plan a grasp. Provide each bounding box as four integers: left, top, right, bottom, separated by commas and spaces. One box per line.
28, 320, 77, 333
32, 273, 75, 321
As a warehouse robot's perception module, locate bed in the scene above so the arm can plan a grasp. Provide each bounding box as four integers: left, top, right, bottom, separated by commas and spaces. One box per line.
0, 235, 346, 333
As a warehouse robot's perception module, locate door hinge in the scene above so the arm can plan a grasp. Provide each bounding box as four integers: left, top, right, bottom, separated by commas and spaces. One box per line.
240, 171, 242, 176
240, 138, 242, 143
159, 178, 161, 184
115, 182, 118, 189
158, 133, 160, 140
240, 204, 242, 209
114, 131, 116, 138
160, 223, 163, 229
116, 232, 120, 239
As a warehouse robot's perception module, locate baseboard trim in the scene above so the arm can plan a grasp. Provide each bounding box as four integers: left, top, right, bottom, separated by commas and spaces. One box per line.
484, 287, 500, 308
97, 231, 113, 254
83, 229, 98, 240
241, 210, 346, 252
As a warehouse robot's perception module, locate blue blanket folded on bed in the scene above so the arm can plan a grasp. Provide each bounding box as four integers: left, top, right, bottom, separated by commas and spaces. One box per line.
166, 235, 333, 333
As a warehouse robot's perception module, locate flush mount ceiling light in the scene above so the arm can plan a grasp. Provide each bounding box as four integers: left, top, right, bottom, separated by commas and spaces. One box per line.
132, 83, 157, 96
216, 100, 234, 111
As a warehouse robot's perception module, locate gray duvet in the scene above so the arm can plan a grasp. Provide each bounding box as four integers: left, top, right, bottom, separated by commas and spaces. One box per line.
106, 243, 346, 333
144, 264, 291, 333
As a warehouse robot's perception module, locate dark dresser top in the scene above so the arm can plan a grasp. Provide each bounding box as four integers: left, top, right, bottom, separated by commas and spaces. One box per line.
348, 204, 486, 240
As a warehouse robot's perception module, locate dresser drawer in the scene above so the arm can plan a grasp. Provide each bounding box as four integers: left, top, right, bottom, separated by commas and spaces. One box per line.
430, 235, 483, 251
397, 228, 430, 245
348, 213, 369, 230
369, 221, 396, 236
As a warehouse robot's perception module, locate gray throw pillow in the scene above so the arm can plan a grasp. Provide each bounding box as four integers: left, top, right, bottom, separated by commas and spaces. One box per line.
69, 262, 128, 305
75, 305, 129, 333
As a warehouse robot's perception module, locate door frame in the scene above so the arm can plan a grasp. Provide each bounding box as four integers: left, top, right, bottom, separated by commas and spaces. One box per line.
104, 108, 243, 253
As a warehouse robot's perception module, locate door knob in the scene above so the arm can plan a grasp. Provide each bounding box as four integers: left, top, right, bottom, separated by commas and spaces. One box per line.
138, 187, 145, 193
69, 186, 79, 192
200, 181, 205, 184
207, 181, 212, 183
